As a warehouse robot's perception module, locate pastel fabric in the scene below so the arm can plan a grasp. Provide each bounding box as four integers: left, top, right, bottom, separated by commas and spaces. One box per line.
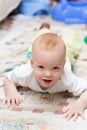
26, 28, 82, 65
61, 30, 82, 65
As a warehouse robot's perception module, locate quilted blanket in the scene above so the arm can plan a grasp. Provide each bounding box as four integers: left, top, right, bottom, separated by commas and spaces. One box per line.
0, 14, 87, 130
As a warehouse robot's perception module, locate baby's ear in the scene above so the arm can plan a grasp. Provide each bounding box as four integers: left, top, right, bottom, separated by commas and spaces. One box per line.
63, 59, 66, 67
30, 58, 33, 67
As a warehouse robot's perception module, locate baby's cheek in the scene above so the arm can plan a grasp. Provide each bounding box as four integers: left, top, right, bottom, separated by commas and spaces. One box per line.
55, 73, 61, 80
34, 71, 42, 80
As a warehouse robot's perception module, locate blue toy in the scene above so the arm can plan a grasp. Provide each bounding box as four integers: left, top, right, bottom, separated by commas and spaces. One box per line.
19, 0, 51, 16
51, 0, 87, 24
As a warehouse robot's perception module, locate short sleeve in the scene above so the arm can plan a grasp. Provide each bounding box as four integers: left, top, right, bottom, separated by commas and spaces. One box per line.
68, 73, 87, 96
63, 59, 87, 96
5, 63, 33, 87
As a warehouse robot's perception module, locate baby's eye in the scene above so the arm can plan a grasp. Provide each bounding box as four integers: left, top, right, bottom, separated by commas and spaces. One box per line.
38, 66, 44, 69
53, 67, 59, 70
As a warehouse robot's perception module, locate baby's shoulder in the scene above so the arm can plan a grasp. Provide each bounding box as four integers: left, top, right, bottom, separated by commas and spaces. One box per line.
14, 62, 33, 78
61, 59, 73, 85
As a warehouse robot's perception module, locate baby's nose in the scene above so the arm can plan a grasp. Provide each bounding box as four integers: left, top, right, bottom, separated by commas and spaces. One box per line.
44, 70, 52, 77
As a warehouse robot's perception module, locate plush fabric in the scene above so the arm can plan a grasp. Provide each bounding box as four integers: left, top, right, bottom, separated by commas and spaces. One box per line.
0, 15, 87, 130
0, 0, 21, 21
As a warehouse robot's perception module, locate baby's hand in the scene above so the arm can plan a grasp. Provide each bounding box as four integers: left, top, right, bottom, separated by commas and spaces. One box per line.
3, 93, 23, 107
63, 104, 85, 121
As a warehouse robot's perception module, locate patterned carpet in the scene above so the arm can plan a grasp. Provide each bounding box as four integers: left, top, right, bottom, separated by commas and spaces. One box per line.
0, 14, 87, 130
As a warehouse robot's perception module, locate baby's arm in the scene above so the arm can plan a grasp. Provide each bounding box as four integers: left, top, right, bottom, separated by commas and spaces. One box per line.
63, 91, 87, 121
3, 77, 23, 106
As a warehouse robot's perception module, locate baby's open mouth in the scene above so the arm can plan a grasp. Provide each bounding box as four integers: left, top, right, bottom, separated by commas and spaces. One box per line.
43, 79, 52, 83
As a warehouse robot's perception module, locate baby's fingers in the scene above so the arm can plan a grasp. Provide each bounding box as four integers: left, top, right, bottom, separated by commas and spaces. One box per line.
3, 98, 8, 105
15, 96, 23, 105
79, 111, 85, 120
63, 111, 73, 121
3, 98, 7, 105
63, 106, 75, 121
11, 98, 17, 106
72, 112, 85, 121
3, 98, 11, 107
72, 113, 78, 121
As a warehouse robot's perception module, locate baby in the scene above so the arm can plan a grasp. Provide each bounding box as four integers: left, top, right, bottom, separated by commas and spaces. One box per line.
3, 28, 87, 121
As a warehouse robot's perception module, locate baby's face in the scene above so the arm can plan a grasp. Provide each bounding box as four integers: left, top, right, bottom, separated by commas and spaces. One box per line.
30, 47, 65, 90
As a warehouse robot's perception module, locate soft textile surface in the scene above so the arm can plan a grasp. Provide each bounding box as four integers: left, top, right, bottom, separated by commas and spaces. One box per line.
0, 14, 87, 129
0, 0, 21, 22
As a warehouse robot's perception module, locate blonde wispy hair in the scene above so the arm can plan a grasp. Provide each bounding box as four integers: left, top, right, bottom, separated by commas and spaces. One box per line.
32, 33, 66, 52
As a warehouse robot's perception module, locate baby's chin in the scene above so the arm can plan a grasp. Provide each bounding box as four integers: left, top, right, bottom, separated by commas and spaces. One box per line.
40, 85, 50, 90
40, 80, 53, 90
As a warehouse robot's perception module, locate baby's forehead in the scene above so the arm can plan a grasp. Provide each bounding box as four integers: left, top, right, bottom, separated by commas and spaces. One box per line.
34, 49, 65, 68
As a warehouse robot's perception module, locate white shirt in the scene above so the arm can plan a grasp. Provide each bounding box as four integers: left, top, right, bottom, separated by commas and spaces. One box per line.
6, 59, 87, 96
